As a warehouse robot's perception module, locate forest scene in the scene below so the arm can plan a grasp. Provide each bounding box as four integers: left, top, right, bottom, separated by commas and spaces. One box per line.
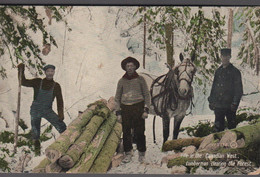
0, 6, 259, 174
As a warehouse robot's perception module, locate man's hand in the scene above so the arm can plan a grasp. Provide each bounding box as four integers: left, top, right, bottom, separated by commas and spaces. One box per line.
117, 115, 122, 123
59, 116, 64, 122
231, 104, 238, 112
17, 63, 25, 71
209, 103, 215, 111
116, 110, 122, 123
142, 112, 148, 119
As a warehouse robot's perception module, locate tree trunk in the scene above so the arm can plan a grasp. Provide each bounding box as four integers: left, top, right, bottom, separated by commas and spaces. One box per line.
143, 8, 146, 69
32, 158, 51, 173
247, 21, 260, 75
14, 69, 22, 153
165, 23, 174, 68
58, 115, 105, 168
162, 137, 204, 152
67, 114, 117, 173
89, 122, 122, 173
227, 8, 233, 48
45, 105, 96, 163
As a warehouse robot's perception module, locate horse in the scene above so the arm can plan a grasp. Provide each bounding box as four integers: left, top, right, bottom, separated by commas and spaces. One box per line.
140, 53, 196, 143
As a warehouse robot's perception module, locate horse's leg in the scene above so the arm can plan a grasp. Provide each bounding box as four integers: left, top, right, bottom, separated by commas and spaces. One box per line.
162, 115, 170, 143
173, 115, 185, 139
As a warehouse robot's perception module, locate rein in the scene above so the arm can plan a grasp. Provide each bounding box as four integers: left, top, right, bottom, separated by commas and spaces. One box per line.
150, 61, 195, 117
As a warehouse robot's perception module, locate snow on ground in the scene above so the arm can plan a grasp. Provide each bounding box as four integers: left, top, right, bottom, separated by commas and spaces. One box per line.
108, 114, 215, 174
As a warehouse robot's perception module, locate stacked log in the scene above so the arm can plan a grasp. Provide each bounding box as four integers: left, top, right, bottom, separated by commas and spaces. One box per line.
45, 105, 96, 162
89, 122, 122, 173
67, 113, 117, 173
33, 99, 122, 173
58, 115, 106, 168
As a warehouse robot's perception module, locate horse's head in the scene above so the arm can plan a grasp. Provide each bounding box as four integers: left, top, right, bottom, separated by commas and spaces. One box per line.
173, 53, 196, 98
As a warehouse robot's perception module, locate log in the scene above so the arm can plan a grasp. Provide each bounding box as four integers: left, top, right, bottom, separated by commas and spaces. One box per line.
162, 137, 204, 152
58, 115, 105, 168
45, 161, 62, 173
167, 119, 260, 168
89, 101, 111, 119
32, 158, 51, 173
45, 105, 95, 162
67, 114, 117, 173
89, 122, 122, 173
163, 118, 260, 152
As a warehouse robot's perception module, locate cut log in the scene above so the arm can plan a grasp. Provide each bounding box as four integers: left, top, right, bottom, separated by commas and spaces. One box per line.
197, 134, 214, 151
167, 119, 260, 167
163, 118, 260, 152
67, 114, 117, 173
58, 115, 105, 168
162, 137, 204, 152
45, 105, 95, 163
32, 158, 51, 173
89, 122, 122, 173
45, 161, 62, 173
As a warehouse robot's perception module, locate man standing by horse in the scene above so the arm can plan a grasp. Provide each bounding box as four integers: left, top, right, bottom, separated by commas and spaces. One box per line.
208, 48, 243, 132
115, 57, 151, 163
17, 63, 67, 155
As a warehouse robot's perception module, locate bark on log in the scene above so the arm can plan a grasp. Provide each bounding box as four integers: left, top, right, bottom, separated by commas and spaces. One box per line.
89, 122, 122, 173
67, 114, 117, 173
45, 105, 95, 163
167, 119, 260, 167
32, 158, 51, 173
162, 137, 204, 152
45, 161, 62, 173
58, 115, 105, 168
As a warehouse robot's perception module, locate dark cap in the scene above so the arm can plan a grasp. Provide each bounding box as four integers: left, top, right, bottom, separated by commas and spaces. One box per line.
43, 64, 55, 71
221, 48, 231, 56
121, 57, 140, 71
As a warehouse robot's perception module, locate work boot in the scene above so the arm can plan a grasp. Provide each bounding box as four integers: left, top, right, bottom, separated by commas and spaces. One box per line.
33, 139, 41, 156
138, 151, 145, 163
122, 150, 133, 163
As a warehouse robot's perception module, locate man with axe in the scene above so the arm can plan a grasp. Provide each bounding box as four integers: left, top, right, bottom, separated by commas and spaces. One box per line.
17, 63, 66, 155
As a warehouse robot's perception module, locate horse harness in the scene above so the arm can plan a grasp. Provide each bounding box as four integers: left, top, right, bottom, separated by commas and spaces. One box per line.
151, 60, 196, 117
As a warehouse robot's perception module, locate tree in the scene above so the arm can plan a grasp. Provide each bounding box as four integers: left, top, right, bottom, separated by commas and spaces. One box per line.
184, 7, 226, 89
236, 7, 260, 75
135, 6, 191, 68
0, 6, 71, 79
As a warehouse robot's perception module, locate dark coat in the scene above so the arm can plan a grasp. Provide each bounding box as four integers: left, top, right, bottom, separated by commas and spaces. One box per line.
208, 64, 243, 109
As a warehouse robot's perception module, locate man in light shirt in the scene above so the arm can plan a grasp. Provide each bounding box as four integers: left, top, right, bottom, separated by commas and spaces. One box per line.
115, 57, 151, 163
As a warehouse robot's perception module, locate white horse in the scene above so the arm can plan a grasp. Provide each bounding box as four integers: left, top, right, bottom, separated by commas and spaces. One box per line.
141, 53, 196, 143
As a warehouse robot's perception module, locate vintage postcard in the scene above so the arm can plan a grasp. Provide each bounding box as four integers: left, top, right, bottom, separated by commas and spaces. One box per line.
0, 5, 259, 175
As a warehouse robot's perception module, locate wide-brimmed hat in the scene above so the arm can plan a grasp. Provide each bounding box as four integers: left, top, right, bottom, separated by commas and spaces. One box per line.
121, 57, 140, 71
221, 48, 231, 56
43, 64, 55, 71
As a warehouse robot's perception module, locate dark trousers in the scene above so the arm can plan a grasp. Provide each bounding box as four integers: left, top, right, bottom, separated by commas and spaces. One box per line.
121, 101, 146, 152
214, 108, 236, 132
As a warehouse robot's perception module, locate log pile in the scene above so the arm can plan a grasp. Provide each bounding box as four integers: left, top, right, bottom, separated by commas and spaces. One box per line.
32, 98, 122, 173
161, 118, 260, 171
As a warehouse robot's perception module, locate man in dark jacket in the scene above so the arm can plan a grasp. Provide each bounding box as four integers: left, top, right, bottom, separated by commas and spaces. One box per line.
115, 57, 151, 163
208, 48, 243, 132
18, 63, 67, 155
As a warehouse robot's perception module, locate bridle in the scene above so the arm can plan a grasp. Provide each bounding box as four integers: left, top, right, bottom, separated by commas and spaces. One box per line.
175, 59, 196, 87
